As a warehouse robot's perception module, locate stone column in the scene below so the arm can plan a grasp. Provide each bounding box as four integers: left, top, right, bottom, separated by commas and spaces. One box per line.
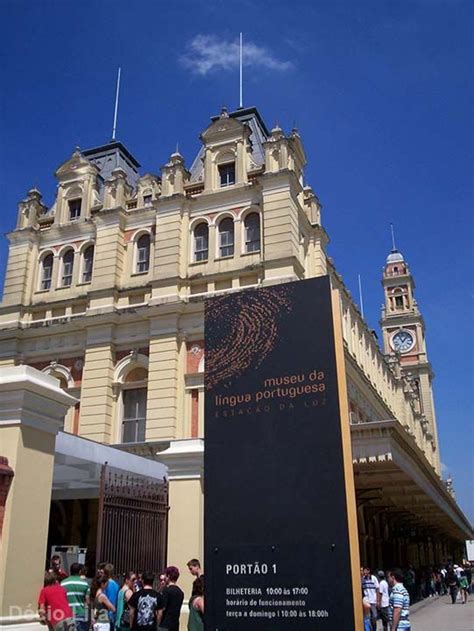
0, 366, 76, 631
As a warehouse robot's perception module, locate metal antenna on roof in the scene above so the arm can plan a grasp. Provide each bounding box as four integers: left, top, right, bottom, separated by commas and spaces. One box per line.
358, 274, 365, 319
112, 67, 121, 141
239, 32, 243, 108
390, 222, 397, 251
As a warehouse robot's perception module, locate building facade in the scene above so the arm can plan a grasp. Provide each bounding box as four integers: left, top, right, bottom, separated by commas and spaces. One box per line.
0, 106, 471, 595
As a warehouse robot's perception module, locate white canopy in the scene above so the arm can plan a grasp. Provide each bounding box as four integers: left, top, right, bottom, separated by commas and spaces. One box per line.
53, 431, 168, 499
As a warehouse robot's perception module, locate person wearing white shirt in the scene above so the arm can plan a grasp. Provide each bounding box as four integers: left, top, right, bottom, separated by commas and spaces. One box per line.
362, 567, 379, 631
377, 570, 390, 631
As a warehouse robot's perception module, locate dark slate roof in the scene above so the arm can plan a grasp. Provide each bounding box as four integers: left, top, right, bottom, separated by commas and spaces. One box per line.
83, 141, 141, 187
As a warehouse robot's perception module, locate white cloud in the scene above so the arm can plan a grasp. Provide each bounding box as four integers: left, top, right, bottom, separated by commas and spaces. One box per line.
180, 34, 293, 76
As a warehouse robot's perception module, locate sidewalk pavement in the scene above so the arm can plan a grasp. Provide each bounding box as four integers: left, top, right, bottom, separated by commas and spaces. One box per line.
409, 594, 473, 630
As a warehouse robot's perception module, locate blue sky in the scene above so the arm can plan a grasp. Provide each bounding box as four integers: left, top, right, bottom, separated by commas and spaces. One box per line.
0, 0, 472, 522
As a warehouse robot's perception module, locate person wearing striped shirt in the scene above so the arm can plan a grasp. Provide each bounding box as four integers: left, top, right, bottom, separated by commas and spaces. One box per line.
388, 568, 411, 631
61, 564, 90, 631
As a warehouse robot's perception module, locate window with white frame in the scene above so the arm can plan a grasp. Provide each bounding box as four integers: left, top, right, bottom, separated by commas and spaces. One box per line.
218, 163, 235, 187
244, 213, 261, 253
40, 253, 53, 290
218, 217, 234, 257
68, 199, 82, 221
61, 249, 74, 287
136, 233, 150, 273
143, 194, 153, 207
194, 222, 209, 262
82, 245, 94, 283
122, 388, 147, 443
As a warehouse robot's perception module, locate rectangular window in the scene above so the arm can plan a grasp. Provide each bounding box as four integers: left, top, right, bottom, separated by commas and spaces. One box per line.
41, 262, 53, 290
395, 296, 404, 309
219, 163, 235, 187
82, 252, 93, 283
62, 254, 74, 287
137, 247, 149, 272
122, 388, 147, 443
220, 237, 234, 257
143, 194, 152, 207
68, 199, 82, 221
195, 237, 208, 261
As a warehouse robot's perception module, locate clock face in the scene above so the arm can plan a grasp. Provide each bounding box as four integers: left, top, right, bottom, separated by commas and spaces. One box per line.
391, 330, 415, 353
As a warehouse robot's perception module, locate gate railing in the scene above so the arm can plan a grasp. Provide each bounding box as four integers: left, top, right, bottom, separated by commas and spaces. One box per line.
96, 463, 169, 576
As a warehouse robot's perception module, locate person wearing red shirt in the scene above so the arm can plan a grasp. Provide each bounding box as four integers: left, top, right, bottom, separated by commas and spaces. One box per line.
38, 573, 75, 631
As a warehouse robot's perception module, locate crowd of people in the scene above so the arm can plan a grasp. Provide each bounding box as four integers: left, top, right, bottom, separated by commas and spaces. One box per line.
361, 562, 472, 631
38, 556, 205, 631
38, 554, 473, 631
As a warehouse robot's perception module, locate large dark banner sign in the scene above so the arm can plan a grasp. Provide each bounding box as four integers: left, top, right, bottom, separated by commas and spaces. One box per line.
204, 276, 360, 630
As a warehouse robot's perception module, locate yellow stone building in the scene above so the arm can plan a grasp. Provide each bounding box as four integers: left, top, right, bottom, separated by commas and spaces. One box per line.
0, 106, 471, 607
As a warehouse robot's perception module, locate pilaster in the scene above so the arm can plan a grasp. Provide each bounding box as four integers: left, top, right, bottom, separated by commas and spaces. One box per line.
146, 317, 181, 440
79, 325, 115, 442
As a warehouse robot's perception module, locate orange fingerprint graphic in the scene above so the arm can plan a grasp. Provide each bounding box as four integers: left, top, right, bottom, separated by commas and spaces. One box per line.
206, 285, 294, 389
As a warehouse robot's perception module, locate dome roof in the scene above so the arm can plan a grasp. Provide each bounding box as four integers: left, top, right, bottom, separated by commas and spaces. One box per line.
386, 249, 405, 264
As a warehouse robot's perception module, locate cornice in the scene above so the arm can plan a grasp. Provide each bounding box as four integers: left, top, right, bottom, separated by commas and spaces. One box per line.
7, 228, 38, 246
190, 183, 259, 214
157, 438, 204, 480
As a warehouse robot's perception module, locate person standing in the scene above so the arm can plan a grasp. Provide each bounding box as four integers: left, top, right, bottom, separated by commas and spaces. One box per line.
98, 564, 120, 629
377, 570, 390, 631
388, 568, 411, 631
51, 556, 69, 582
446, 566, 459, 604
186, 560, 203, 580
116, 572, 136, 631
187, 577, 204, 631
160, 567, 184, 631
38, 572, 75, 631
459, 570, 469, 604
361, 567, 379, 631
61, 564, 90, 631
92, 576, 116, 631
128, 573, 164, 631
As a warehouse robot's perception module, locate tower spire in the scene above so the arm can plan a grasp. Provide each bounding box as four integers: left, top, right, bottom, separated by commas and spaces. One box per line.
358, 273, 365, 319
239, 32, 243, 109
390, 222, 397, 251
112, 67, 121, 141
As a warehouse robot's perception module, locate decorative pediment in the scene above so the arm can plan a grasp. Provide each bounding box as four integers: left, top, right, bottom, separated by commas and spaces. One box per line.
55, 148, 99, 179
201, 108, 246, 143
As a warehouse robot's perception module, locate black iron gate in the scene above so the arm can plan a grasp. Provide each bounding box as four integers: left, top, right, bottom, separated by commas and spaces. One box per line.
96, 465, 169, 575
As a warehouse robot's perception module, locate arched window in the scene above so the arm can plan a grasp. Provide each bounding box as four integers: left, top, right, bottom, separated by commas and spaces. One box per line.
61, 249, 74, 287
218, 217, 234, 257
82, 245, 94, 283
40, 253, 53, 290
194, 223, 209, 262
136, 234, 150, 273
244, 213, 261, 253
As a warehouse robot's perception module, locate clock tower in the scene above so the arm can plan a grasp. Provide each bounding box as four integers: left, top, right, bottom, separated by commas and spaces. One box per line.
380, 247, 440, 473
